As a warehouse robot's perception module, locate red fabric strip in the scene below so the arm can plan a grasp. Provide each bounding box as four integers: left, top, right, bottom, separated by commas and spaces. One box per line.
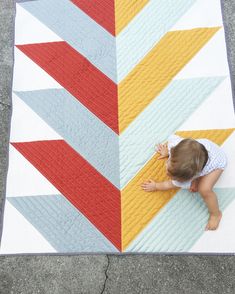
71, 0, 115, 35
12, 140, 121, 251
16, 42, 119, 134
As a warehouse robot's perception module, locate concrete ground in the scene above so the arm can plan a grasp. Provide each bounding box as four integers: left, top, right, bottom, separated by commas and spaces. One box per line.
0, 0, 235, 293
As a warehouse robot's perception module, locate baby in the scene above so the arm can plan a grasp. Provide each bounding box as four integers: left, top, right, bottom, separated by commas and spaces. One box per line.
141, 134, 228, 231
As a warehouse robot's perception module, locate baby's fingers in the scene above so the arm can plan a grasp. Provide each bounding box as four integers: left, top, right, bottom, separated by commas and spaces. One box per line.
141, 181, 151, 188
141, 186, 152, 192
141, 185, 149, 191
157, 155, 166, 160
155, 144, 162, 152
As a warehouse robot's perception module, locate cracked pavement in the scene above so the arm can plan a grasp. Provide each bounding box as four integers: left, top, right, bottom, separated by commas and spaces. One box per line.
1, 0, 235, 293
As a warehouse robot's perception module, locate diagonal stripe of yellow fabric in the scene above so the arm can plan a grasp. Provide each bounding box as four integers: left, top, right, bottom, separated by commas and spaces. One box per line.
121, 128, 234, 251
115, 0, 149, 35
118, 27, 220, 133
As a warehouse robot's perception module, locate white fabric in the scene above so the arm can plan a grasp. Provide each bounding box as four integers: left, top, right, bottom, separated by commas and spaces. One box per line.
167, 134, 228, 189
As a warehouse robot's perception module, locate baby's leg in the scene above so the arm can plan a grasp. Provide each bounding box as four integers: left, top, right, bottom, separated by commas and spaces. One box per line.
198, 169, 223, 230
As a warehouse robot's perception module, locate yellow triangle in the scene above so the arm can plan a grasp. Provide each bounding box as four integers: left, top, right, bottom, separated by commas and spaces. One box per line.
176, 129, 235, 145
115, 0, 149, 35
121, 128, 234, 251
118, 27, 220, 133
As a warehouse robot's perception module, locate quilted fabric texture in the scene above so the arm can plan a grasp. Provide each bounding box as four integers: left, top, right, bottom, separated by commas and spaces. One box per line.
0, 0, 235, 254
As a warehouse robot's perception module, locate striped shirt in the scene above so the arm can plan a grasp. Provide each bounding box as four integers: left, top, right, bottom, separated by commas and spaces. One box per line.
167, 135, 228, 189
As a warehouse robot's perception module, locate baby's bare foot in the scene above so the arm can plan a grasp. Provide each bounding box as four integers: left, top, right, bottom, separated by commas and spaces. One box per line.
205, 211, 222, 230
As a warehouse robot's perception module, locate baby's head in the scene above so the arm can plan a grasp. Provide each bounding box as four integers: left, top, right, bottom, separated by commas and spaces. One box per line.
166, 138, 208, 182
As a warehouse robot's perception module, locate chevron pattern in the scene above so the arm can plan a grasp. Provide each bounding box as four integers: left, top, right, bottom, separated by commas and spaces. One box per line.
1, 0, 235, 254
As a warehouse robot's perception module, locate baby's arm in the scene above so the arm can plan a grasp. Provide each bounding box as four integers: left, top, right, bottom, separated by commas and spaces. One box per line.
141, 179, 177, 192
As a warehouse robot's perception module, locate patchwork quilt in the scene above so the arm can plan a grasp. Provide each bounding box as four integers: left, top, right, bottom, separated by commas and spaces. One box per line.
0, 0, 235, 254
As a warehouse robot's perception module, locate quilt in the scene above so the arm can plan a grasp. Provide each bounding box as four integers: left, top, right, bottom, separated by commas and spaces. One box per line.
0, 0, 235, 254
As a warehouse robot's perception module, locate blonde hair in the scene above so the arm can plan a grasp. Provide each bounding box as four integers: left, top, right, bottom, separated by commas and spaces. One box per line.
167, 139, 208, 181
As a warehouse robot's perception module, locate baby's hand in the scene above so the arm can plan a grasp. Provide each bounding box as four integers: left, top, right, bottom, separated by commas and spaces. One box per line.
155, 143, 169, 159
141, 179, 157, 192
189, 177, 203, 193
189, 178, 199, 192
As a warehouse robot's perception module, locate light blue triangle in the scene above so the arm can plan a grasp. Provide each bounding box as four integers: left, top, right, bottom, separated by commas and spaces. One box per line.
8, 195, 119, 253
125, 188, 235, 252
19, 0, 116, 81
14, 88, 120, 189
116, 0, 196, 81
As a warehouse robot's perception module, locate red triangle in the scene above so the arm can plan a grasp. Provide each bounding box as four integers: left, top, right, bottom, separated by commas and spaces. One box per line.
71, 0, 115, 36
12, 140, 121, 251
16, 42, 119, 134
